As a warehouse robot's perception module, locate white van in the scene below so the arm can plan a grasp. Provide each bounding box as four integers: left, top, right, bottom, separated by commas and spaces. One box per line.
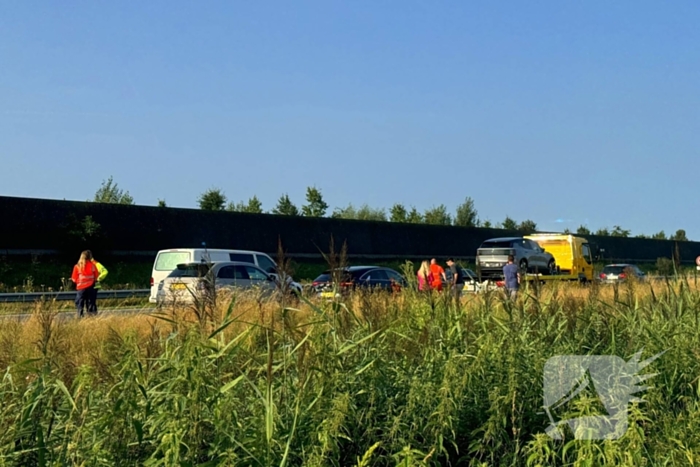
149, 248, 300, 302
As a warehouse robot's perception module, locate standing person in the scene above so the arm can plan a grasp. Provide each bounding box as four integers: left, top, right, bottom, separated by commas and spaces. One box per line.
503, 255, 521, 300
71, 251, 98, 317
417, 260, 431, 291
446, 258, 465, 304
85, 250, 108, 315
429, 258, 446, 291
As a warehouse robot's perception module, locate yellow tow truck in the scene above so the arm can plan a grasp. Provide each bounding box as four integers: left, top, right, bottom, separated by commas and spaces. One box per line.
522, 234, 596, 283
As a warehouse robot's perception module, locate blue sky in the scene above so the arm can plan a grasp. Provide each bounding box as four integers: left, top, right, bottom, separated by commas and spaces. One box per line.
1, 1, 699, 238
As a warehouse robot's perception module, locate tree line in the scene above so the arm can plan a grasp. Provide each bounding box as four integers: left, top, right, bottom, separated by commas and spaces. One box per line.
89, 176, 690, 241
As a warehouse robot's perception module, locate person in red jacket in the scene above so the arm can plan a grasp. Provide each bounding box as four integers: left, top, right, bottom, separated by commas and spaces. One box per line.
71, 250, 98, 317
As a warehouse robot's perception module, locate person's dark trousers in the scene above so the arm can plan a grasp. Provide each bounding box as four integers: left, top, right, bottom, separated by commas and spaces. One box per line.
452, 283, 463, 307
88, 286, 99, 315
75, 286, 92, 317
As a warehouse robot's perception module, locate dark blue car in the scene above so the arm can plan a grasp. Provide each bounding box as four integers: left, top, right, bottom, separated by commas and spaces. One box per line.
312, 266, 407, 299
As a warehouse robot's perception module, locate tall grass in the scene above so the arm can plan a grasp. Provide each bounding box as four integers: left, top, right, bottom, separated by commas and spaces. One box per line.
0, 277, 699, 465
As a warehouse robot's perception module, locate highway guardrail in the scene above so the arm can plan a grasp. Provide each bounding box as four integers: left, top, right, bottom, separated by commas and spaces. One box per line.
0, 289, 150, 303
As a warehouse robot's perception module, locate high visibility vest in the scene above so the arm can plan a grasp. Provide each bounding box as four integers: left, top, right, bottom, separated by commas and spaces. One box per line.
91, 260, 108, 289
72, 263, 97, 290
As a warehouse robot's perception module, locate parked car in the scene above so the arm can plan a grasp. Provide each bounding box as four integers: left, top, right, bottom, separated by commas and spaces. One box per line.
157, 261, 280, 304
311, 266, 407, 299
598, 264, 646, 283
149, 248, 302, 303
476, 237, 556, 280
443, 266, 482, 293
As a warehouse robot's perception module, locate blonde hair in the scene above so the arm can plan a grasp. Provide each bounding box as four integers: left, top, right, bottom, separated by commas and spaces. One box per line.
417, 261, 430, 279
77, 251, 90, 269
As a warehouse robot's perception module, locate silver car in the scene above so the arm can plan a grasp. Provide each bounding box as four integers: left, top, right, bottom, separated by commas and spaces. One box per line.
157, 261, 278, 304
476, 237, 556, 280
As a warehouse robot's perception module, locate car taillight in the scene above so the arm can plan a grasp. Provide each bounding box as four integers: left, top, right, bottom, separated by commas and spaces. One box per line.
150, 277, 154, 286
619, 273, 626, 279
312, 281, 320, 286
340, 281, 354, 287
599, 273, 606, 279
496, 280, 505, 287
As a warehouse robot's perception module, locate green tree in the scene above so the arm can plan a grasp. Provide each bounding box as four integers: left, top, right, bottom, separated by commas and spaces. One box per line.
272, 194, 299, 216
501, 216, 518, 231
390, 203, 408, 223
595, 227, 610, 236
454, 197, 479, 227
482, 220, 493, 229
301, 186, 328, 217
406, 207, 423, 224
563, 228, 572, 234
332, 203, 387, 221
198, 188, 227, 211
92, 176, 134, 205
228, 196, 264, 214
518, 219, 538, 233
576, 225, 591, 235
651, 231, 667, 240
670, 229, 688, 242
610, 225, 631, 237
423, 205, 451, 225
357, 204, 387, 221
157, 199, 167, 208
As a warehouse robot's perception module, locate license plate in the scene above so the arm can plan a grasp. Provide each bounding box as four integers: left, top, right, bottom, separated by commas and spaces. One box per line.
321, 291, 335, 299
170, 283, 187, 291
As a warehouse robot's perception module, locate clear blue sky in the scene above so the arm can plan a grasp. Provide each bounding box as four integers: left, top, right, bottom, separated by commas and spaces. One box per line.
2, 1, 699, 238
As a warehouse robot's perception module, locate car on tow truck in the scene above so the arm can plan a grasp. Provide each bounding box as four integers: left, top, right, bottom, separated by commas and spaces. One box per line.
476, 234, 597, 284
476, 237, 556, 281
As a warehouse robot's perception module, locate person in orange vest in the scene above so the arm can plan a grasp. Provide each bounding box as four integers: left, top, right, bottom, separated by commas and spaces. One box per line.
85, 250, 108, 314
429, 258, 446, 291
71, 250, 98, 317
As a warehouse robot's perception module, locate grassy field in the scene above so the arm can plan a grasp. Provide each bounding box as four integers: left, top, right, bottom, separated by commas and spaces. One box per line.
0, 275, 699, 465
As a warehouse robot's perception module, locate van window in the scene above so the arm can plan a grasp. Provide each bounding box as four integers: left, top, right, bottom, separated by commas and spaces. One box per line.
256, 255, 277, 274
155, 252, 192, 271
582, 244, 592, 263
230, 253, 255, 264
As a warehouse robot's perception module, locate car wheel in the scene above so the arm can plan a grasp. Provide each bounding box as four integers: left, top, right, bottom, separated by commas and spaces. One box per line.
519, 259, 528, 273
547, 260, 556, 275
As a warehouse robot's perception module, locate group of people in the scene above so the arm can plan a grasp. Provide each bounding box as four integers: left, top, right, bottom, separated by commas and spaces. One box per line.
416, 258, 465, 301
70, 250, 108, 317
416, 255, 522, 301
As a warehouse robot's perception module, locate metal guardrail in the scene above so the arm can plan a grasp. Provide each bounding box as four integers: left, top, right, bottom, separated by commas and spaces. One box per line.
0, 289, 150, 303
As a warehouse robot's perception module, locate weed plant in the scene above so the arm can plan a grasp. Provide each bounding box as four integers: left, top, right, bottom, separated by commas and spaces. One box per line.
0, 275, 699, 465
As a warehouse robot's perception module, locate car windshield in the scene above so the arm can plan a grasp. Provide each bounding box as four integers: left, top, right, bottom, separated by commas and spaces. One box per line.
168, 264, 212, 278
602, 266, 628, 275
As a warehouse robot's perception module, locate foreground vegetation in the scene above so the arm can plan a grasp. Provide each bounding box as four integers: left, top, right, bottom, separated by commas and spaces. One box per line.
0, 276, 699, 465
